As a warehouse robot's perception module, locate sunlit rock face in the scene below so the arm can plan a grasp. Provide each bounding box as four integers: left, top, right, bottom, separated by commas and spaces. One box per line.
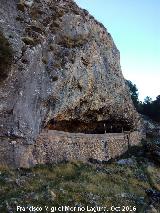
0, 0, 139, 167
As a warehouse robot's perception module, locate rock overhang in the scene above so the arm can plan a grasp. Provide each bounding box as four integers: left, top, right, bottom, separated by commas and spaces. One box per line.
0, 0, 140, 167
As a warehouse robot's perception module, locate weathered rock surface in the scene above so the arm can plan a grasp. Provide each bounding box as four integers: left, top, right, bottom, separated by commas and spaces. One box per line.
0, 0, 140, 167
142, 115, 160, 139
144, 142, 160, 164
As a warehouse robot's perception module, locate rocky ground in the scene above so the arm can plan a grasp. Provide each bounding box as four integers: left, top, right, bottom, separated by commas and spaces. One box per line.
0, 138, 160, 213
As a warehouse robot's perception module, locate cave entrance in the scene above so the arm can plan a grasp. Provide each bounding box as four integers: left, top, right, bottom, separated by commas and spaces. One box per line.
46, 119, 132, 134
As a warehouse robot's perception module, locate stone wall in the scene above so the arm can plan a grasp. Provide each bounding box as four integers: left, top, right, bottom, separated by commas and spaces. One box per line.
35, 130, 141, 165
0, 130, 141, 168
0, 0, 141, 168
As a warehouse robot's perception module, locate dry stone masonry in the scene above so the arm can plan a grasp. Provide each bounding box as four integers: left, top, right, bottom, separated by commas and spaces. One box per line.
35, 130, 141, 164
0, 0, 141, 168
0, 130, 141, 168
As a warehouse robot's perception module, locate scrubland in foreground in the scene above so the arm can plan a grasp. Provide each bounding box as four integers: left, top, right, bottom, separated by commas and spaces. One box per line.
0, 140, 160, 213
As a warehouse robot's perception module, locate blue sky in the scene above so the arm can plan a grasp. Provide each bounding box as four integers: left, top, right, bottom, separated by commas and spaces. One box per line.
75, 0, 160, 101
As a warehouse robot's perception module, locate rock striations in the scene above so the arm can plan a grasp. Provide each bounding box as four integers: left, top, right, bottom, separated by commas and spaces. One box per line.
0, 0, 140, 167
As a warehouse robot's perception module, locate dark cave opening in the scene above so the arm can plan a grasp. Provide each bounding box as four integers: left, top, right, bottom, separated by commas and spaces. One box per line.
46, 119, 133, 134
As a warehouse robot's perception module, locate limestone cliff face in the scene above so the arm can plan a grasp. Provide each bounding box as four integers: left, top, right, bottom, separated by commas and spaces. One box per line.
0, 0, 139, 166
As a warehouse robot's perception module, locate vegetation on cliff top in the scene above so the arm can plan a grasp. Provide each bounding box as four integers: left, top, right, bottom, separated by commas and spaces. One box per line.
126, 80, 160, 122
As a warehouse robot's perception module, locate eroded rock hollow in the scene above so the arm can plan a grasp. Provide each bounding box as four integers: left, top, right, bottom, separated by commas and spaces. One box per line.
0, 0, 140, 167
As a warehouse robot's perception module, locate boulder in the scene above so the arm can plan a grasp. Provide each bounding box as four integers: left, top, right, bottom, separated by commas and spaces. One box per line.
117, 158, 136, 166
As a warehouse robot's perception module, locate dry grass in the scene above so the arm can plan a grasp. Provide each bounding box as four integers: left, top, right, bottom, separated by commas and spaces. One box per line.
0, 157, 159, 212
147, 165, 160, 191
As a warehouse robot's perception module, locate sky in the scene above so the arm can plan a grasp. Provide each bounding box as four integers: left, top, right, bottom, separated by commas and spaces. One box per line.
75, 0, 160, 101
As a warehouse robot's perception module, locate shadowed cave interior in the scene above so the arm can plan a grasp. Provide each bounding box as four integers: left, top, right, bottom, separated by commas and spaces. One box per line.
46, 119, 133, 134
